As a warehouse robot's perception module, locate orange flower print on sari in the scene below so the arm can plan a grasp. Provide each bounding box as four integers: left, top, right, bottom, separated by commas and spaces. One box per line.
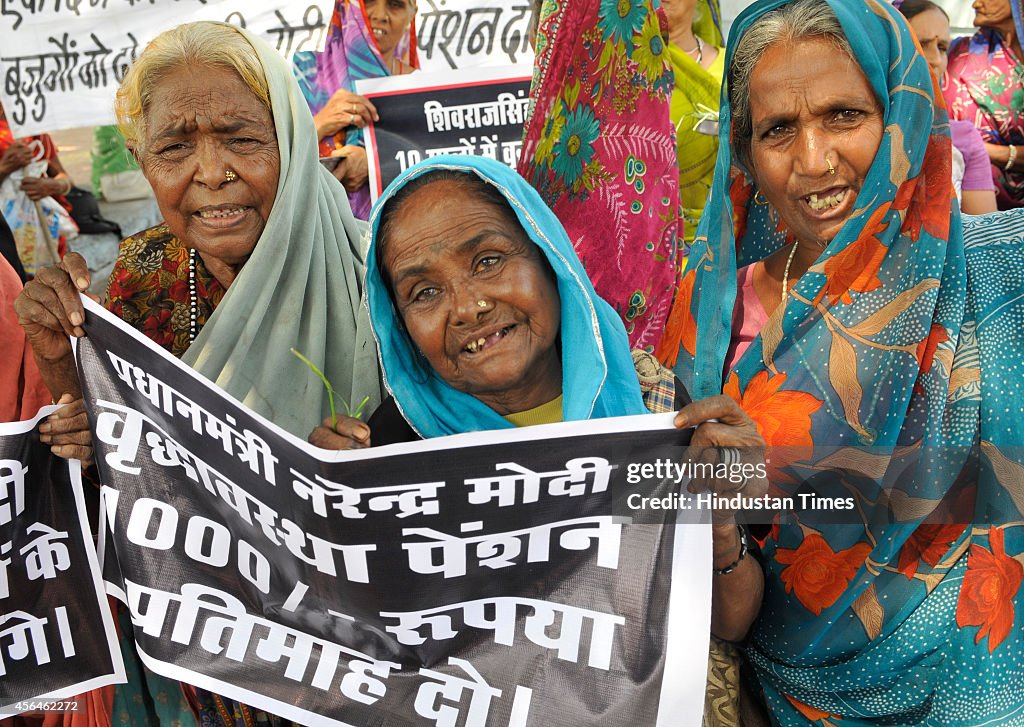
897, 522, 967, 579
893, 135, 952, 243
819, 203, 890, 306
784, 694, 840, 722
775, 533, 872, 616
956, 527, 1024, 653
723, 370, 823, 447
655, 268, 697, 366
730, 174, 752, 242
916, 322, 950, 373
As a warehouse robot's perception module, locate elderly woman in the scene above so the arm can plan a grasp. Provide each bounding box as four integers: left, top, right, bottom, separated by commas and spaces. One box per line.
15, 20, 381, 726
945, 0, 1024, 209
312, 154, 766, 724
656, 0, 1024, 723
898, 0, 997, 215
293, 0, 418, 218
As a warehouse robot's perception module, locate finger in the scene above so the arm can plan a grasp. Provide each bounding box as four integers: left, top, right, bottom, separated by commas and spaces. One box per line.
308, 426, 367, 450
689, 421, 762, 449
50, 443, 93, 462
348, 94, 378, 122
42, 410, 90, 435
16, 278, 80, 338
675, 395, 753, 429
37, 263, 87, 332
59, 252, 92, 292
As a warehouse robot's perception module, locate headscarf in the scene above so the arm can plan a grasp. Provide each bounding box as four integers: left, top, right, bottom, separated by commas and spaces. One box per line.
660, 0, 1024, 722
293, 0, 419, 219
365, 155, 647, 440
181, 25, 381, 440
518, 0, 680, 352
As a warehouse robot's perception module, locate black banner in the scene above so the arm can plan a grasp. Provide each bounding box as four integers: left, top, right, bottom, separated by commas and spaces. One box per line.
75, 297, 712, 727
361, 69, 531, 203
0, 410, 124, 716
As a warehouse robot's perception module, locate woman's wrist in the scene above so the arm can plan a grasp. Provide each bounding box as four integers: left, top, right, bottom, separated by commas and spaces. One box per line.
712, 524, 748, 575
1006, 144, 1018, 172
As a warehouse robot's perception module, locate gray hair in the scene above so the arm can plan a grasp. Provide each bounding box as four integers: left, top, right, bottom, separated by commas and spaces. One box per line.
728, 0, 855, 172
115, 22, 271, 154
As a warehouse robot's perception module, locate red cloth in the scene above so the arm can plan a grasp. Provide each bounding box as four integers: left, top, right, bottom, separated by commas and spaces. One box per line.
0, 255, 49, 422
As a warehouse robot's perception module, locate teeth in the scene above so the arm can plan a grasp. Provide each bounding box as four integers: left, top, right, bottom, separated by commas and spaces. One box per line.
464, 328, 510, 354
807, 190, 845, 211
199, 207, 244, 218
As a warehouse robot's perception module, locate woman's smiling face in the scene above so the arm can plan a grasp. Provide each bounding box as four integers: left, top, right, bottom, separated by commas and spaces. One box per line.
381, 178, 563, 415
747, 36, 884, 247
138, 64, 280, 268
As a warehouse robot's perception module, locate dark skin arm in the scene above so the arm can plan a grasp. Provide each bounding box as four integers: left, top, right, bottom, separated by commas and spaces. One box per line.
14, 253, 97, 464
311, 395, 767, 642
676, 396, 766, 642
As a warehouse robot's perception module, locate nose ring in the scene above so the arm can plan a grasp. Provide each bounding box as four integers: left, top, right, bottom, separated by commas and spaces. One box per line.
477, 299, 489, 309
826, 156, 836, 175
224, 169, 238, 183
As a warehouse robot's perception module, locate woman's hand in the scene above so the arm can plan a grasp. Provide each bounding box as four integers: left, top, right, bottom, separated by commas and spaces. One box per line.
314, 90, 378, 138
674, 395, 768, 517
309, 415, 372, 450
38, 394, 93, 468
14, 253, 92, 363
20, 175, 61, 201
0, 142, 33, 175
330, 146, 369, 193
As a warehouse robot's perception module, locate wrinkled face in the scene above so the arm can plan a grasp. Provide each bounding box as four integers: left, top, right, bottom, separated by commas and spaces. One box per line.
382, 180, 563, 414
364, 0, 416, 58
909, 7, 951, 80
138, 65, 279, 267
661, 0, 698, 34
972, 0, 1012, 29
747, 37, 884, 247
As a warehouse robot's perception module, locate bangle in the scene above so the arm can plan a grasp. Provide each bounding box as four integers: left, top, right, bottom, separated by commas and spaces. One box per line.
58, 177, 72, 196
713, 525, 748, 576
1007, 145, 1018, 172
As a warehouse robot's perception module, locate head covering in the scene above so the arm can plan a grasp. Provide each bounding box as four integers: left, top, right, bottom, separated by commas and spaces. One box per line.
180, 25, 381, 439
365, 155, 647, 439
293, 0, 419, 219
518, 0, 680, 352
659, 0, 1024, 722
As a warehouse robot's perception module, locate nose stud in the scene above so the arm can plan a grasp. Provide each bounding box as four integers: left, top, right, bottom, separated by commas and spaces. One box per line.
826, 155, 836, 175
477, 300, 490, 309
224, 169, 238, 183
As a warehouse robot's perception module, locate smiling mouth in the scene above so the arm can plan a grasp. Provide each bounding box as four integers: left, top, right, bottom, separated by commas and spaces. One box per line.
372, 27, 386, 38
196, 207, 247, 219
805, 188, 847, 212
464, 325, 515, 354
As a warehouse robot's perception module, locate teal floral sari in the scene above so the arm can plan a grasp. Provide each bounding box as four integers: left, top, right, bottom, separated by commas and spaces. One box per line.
664, 0, 1024, 723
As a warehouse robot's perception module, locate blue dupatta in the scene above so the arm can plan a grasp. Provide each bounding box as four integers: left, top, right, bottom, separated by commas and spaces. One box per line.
666, 0, 1024, 723
365, 155, 648, 439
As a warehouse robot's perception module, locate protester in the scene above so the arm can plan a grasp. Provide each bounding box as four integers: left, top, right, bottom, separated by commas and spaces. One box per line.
0, 104, 75, 275
657, 0, 1024, 722
664, 0, 726, 253
519, 0, 681, 352
14, 20, 382, 725
293, 0, 418, 218
945, 0, 1024, 209
310, 154, 766, 724
898, 0, 998, 215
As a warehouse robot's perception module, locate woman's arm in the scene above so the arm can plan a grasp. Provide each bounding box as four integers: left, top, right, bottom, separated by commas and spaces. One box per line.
675, 396, 767, 641
961, 189, 998, 215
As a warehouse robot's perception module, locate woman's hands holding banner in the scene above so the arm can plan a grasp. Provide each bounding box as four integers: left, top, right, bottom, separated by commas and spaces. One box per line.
309, 415, 372, 450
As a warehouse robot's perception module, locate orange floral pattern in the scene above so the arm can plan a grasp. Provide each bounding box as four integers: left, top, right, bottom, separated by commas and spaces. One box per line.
776, 533, 873, 616
956, 527, 1023, 652
897, 522, 967, 579
893, 136, 953, 243
723, 370, 823, 447
784, 694, 839, 722
819, 204, 890, 306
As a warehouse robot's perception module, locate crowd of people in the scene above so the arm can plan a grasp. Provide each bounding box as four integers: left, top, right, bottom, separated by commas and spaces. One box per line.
2, 0, 1023, 725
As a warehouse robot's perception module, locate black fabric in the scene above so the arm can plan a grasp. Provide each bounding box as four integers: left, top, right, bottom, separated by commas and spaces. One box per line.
0, 213, 26, 283
65, 187, 122, 238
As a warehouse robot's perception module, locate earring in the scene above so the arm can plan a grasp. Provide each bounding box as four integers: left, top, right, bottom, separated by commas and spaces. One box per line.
826, 155, 836, 175
753, 190, 769, 206
224, 169, 238, 183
